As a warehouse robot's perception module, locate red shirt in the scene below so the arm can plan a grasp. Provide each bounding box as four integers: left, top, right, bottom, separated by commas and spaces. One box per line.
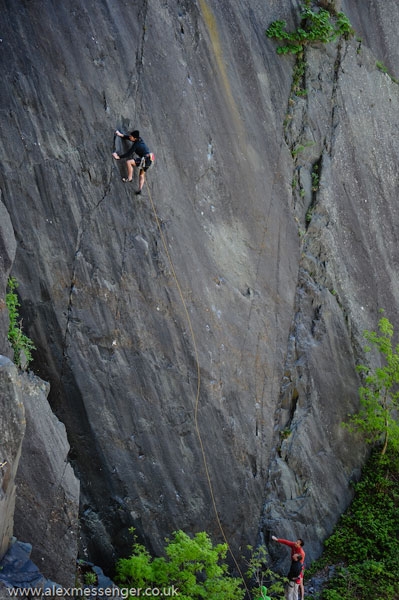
276, 538, 305, 563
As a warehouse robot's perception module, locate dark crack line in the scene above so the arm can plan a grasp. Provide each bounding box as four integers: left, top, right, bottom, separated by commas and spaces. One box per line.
57, 225, 85, 400
275, 40, 352, 446
327, 38, 349, 156
123, 1, 148, 117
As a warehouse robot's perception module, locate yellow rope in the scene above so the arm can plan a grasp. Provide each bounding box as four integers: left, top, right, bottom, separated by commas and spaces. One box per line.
145, 180, 251, 599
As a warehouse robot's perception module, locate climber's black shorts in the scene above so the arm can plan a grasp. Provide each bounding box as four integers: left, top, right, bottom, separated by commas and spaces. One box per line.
134, 156, 152, 171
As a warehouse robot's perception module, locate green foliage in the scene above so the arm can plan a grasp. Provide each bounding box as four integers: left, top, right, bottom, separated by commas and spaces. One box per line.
376, 60, 399, 84
291, 140, 315, 157
311, 165, 320, 191
116, 529, 246, 600
245, 544, 285, 598
6, 277, 36, 368
266, 5, 353, 55
376, 60, 388, 74
309, 448, 399, 599
83, 571, 97, 585
292, 57, 307, 95
345, 314, 399, 455
279, 428, 291, 441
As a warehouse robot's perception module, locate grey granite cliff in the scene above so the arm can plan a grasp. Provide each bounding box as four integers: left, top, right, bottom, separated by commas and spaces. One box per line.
1, 0, 399, 581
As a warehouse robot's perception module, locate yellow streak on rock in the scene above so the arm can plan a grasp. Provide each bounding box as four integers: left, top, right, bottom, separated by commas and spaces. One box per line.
198, 0, 244, 140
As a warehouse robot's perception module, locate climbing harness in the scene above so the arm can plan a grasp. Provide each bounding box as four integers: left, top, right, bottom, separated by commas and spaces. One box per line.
138, 153, 155, 169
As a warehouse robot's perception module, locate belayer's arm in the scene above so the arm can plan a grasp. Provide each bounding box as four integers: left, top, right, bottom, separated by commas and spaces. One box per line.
272, 538, 296, 549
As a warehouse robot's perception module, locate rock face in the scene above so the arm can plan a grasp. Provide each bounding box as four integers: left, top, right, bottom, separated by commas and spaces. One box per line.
0, 201, 20, 560
13, 373, 80, 586
0, 358, 79, 586
0, 197, 16, 357
0, 201, 79, 585
1, 0, 399, 577
0, 359, 25, 560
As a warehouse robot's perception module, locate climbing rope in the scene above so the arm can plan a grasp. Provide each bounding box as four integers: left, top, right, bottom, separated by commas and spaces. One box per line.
145, 180, 251, 599
113, 119, 286, 597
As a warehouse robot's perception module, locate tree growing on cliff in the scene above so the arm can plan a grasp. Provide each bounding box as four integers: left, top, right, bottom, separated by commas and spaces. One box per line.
265, 3, 353, 55
115, 529, 246, 600
307, 447, 399, 599
347, 314, 399, 455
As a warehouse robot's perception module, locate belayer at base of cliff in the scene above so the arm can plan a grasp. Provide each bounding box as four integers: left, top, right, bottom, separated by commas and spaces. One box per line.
112, 129, 154, 194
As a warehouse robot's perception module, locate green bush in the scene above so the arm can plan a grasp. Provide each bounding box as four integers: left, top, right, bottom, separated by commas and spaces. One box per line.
6, 277, 35, 368
344, 314, 399, 455
312, 314, 399, 598
116, 529, 246, 600
245, 544, 285, 598
266, 5, 353, 55
310, 449, 399, 599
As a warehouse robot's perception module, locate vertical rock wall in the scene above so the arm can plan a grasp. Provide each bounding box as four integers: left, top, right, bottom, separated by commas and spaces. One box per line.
0, 359, 25, 560
1, 0, 399, 575
0, 198, 20, 560
262, 3, 399, 565
14, 373, 80, 586
0, 358, 79, 586
0, 195, 79, 584
0, 196, 16, 357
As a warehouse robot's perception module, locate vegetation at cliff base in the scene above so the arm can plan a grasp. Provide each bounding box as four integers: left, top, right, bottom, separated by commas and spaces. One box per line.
309, 448, 399, 599
309, 314, 399, 598
6, 276, 35, 369
116, 529, 246, 599
115, 315, 399, 600
245, 543, 285, 599
345, 314, 399, 455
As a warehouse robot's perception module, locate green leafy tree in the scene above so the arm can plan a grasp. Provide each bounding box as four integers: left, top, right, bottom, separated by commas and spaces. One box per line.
245, 544, 284, 599
308, 448, 399, 599
116, 529, 245, 600
347, 315, 399, 455
266, 4, 353, 55
6, 276, 36, 369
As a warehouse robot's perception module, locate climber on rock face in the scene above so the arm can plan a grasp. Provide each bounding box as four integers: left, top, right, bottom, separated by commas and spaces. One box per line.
272, 536, 305, 600
112, 129, 153, 194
